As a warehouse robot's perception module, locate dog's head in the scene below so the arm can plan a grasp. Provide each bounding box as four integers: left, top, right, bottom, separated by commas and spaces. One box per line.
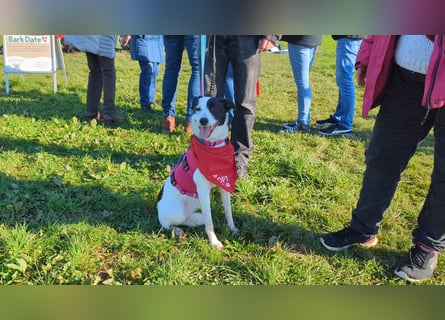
190, 97, 234, 142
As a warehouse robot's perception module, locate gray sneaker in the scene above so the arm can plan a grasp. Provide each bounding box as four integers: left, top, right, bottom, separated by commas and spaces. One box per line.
394, 244, 439, 283
279, 122, 310, 134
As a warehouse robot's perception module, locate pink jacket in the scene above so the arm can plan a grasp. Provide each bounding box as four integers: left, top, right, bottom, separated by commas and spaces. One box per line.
355, 35, 445, 117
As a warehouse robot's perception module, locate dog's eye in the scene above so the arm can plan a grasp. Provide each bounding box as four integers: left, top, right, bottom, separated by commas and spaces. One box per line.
194, 107, 201, 112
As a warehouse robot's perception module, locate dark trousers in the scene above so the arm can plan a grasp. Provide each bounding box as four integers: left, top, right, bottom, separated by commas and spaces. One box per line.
204, 35, 262, 167
86, 52, 117, 116
350, 65, 445, 251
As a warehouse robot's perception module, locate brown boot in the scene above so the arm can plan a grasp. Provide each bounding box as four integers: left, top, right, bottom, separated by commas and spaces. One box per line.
162, 116, 175, 132
184, 121, 192, 134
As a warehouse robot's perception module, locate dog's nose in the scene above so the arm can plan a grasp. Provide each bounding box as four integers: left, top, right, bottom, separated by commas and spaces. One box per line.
199, 118, 209, 126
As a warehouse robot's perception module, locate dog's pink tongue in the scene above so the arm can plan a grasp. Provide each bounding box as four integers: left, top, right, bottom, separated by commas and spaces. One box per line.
199, 126, 211, 139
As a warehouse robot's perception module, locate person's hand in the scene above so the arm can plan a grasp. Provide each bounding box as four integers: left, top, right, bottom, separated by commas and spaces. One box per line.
258, 39, 275, 52
356, 66, 367, 87
120, 35, 131, 47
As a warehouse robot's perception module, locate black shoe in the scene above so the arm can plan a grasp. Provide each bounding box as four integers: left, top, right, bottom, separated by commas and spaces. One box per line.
102, 114, 123, 123
279, 122, 310, 134
394, 244, 439, 283
84, 111, 101, 121
142, 104, 155, 113
320, 226, 378, 251
319, 124, 352, 136
315, 116, 338, 127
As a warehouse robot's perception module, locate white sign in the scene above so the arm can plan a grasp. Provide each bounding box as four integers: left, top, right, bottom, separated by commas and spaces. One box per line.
4, 35, 55, 73
3, 35, 66, 94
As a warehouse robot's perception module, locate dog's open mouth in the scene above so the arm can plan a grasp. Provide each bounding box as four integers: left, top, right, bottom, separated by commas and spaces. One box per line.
199, 122, 219, 139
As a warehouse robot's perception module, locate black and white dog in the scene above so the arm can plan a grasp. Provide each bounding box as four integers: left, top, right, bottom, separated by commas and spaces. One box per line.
157, 97, 238, 249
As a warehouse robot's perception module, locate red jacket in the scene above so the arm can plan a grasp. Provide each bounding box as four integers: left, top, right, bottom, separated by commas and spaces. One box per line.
355, 35, 445, 117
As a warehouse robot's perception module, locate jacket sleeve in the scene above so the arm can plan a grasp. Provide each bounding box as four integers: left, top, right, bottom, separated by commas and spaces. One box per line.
355, 35, 375, 69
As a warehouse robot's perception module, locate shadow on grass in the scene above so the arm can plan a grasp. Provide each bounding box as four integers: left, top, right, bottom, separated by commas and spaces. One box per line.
0, 172, 160, 233
0, 134, 180, 174
233, 211, 407, 282
253, 117, 435, 157
0, 88, 172, 133
0, 170, 411, 283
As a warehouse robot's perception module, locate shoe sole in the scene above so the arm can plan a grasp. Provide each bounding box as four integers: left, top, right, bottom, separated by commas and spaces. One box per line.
319, 236, 378, 252
315, 122, 337, 128
282, 122, 295, 129
393, 269, 424, 283
279, 130, 310, 134
319, 130, 352, 136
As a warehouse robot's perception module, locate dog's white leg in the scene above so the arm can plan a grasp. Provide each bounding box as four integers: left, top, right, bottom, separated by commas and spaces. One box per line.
220, 189, 239, 234
194, 171, 223, 249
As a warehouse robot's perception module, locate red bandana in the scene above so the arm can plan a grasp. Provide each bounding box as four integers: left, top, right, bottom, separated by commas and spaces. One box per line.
171, 135, 237, 197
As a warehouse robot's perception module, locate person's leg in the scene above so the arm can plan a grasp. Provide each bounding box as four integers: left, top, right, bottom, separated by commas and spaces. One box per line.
225, 63, 235, 103
394, 105, 445, 282
287, 43, 316, 126
85, 52, 102, 117
204, 35, 229, 99
138, 60, 151, 109
184, 35, 201, 122
147, 62, 160, 107
413, 107, 445, 251
321, 66, 432, 252
225, 63, 235, 125
98, 55, 117, 118
394, 107, 445, 282
161, 36, 183, 118
350, 67, 432, 235
333, 38, 362, 130
228, 36, 261, 175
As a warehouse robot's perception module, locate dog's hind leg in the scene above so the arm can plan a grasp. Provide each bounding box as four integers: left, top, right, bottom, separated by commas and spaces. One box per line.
220, 189, 239, 234
182, 200, 204, 226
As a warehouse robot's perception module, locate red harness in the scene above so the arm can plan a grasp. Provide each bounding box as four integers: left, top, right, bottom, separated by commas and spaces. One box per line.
170, 135, 237, 198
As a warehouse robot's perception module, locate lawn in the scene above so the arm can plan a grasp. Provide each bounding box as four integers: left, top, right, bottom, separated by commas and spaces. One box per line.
0, 35, 440, 285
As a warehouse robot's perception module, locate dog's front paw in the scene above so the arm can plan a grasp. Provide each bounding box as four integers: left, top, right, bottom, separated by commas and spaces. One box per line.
211, 239, 224, 250
230, 226, 239, 234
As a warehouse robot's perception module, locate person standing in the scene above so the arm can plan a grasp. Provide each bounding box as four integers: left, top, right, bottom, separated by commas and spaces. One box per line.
316, 35, 364, 136
65, 35, 121, 123
204, 35, 278, 178
280, 35, 322, 133
121, 35, 164, 113
320, 35, 445, 283
161, 35, 200, 133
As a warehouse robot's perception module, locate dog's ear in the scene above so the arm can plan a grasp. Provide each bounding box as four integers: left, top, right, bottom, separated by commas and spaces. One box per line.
217, 98, 234, 112
191, 96, 202, 111
223, 99, 235, 112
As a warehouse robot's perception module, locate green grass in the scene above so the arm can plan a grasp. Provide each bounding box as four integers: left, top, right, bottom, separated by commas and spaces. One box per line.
0, 36, 440, 285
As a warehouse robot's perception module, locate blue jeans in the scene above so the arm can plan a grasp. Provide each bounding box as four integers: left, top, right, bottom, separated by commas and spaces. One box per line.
161, 35, 200, 122
225, 63, 235, 103
138, 60, 160, 109
350, 65, 445, 251
225, 63, 235, 125
332, 38, 362, 130
288, 43, 316, 126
